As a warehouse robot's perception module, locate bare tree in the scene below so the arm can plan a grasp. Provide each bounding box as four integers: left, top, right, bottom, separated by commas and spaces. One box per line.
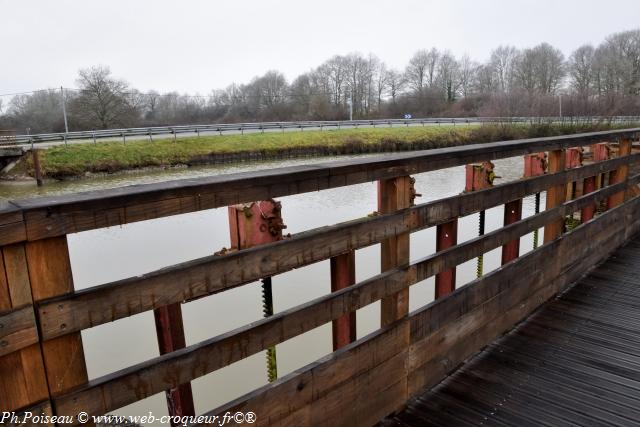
404, 48, 439, 94
489, 46, 519, 93
386, 69, 406, 103
71, 65, 138, 129
6, 90, 66, 133
457, 54, 478, 98
404, 50, 429, 93
437, 51, 460, 101
375, 62, 389, 109
568, 45, 595, 101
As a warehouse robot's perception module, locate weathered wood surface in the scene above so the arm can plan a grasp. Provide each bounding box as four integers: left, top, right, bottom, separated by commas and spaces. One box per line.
608, 137, 632, 208
0, 201, 26, 247
6, 128, 638, 241
203, 320, 410, 427
379, 176, 411, 326
49, 176, 640, 420
201, 187, 640, 427
0, 243, 49, 412
0, 305, 38, 357
543, 149, 566, 242
384, 231, 640, 427
25, 237, 88, 397
35, 155, 639, 341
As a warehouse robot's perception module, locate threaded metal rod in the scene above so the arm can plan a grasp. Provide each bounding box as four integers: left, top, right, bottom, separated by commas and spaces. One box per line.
262, 277, 278, 382
533, 192, 541, 249
476, 210, 485, 278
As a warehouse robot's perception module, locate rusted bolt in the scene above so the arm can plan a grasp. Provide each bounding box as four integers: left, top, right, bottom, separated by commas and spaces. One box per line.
0, 340, 7, 347
60, 323, 67, 330
58, 304, 64, 311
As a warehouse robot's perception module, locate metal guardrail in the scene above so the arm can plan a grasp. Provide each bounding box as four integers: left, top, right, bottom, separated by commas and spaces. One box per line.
5, 116, 640, 146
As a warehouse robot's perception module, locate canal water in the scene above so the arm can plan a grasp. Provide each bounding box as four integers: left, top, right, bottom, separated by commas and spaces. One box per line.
0, 155, 544, 421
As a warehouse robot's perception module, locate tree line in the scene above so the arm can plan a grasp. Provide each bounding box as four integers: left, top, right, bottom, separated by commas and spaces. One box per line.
1, 28, 639, 134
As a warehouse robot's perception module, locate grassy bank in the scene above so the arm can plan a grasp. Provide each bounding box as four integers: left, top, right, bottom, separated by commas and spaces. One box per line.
14, 123, 637, 179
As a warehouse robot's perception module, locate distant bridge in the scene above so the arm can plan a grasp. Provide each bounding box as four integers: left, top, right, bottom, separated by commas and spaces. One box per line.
1, 128, 640, 426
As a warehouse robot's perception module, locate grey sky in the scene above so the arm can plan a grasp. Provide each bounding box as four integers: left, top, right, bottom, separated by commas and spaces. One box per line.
2, 0, 640, 96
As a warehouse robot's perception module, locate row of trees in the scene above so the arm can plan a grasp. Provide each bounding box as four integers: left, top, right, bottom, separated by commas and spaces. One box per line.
1, 29, 639, 134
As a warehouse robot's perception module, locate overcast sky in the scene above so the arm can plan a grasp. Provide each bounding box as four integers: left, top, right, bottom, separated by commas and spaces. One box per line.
2, 0, 640, 97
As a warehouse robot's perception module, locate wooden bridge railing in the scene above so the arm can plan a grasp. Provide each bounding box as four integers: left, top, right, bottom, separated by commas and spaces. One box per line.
1, 128, 640, 426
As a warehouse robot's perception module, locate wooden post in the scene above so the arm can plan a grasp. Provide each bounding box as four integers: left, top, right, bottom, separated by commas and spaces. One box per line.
523, 153, 547, 249
502, 199, 522, 264
592, 143, 610, 190
153, 304, 195, 423
524, 153, 547, 177
543, 149, 566, 243
378, 177, 411, 326
581, 176, 597, 223
330, 252, 356, 350
31, 149, 43, 187
25, 238, 88, 392
564, 147, 583, 200
465, 162, 495, 277
0, 244, 49, 411
435, 221, 457, 298
581, 144, 609, 222
607, 138, 632, 209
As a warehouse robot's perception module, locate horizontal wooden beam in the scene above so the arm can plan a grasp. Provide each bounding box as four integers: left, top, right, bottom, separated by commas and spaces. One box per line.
9, 128, 639, 240
49, 178, 640, 418
36, 155, 638, 341
0, 201, 26, 247
0, 305, 39, 357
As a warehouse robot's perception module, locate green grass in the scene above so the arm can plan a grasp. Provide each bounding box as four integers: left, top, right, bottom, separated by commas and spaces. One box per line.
20, 123, 636, 179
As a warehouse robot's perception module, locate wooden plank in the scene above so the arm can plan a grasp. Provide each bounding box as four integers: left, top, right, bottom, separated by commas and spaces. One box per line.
200, 321, 409, 427
0, 222, 27, 247
0, 242, 48, 412
13, 129, 640, 240
544, 149, 566, 242
0, 253, 10, 311
330, 252, 357, 350
36, 156, 639, 341
2, 244, 32, 306
0, 305, 39, 357
0, 202, 26, 247
608, 137, 632, 208
24, 237, 88, 397
378, 176, 411, 326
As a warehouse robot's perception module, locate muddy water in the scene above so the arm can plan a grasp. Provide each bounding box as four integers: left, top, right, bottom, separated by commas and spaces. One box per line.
0, 155, 544, 423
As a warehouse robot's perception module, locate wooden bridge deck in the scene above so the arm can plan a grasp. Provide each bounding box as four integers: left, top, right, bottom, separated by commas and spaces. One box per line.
383, 234, 640, 427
